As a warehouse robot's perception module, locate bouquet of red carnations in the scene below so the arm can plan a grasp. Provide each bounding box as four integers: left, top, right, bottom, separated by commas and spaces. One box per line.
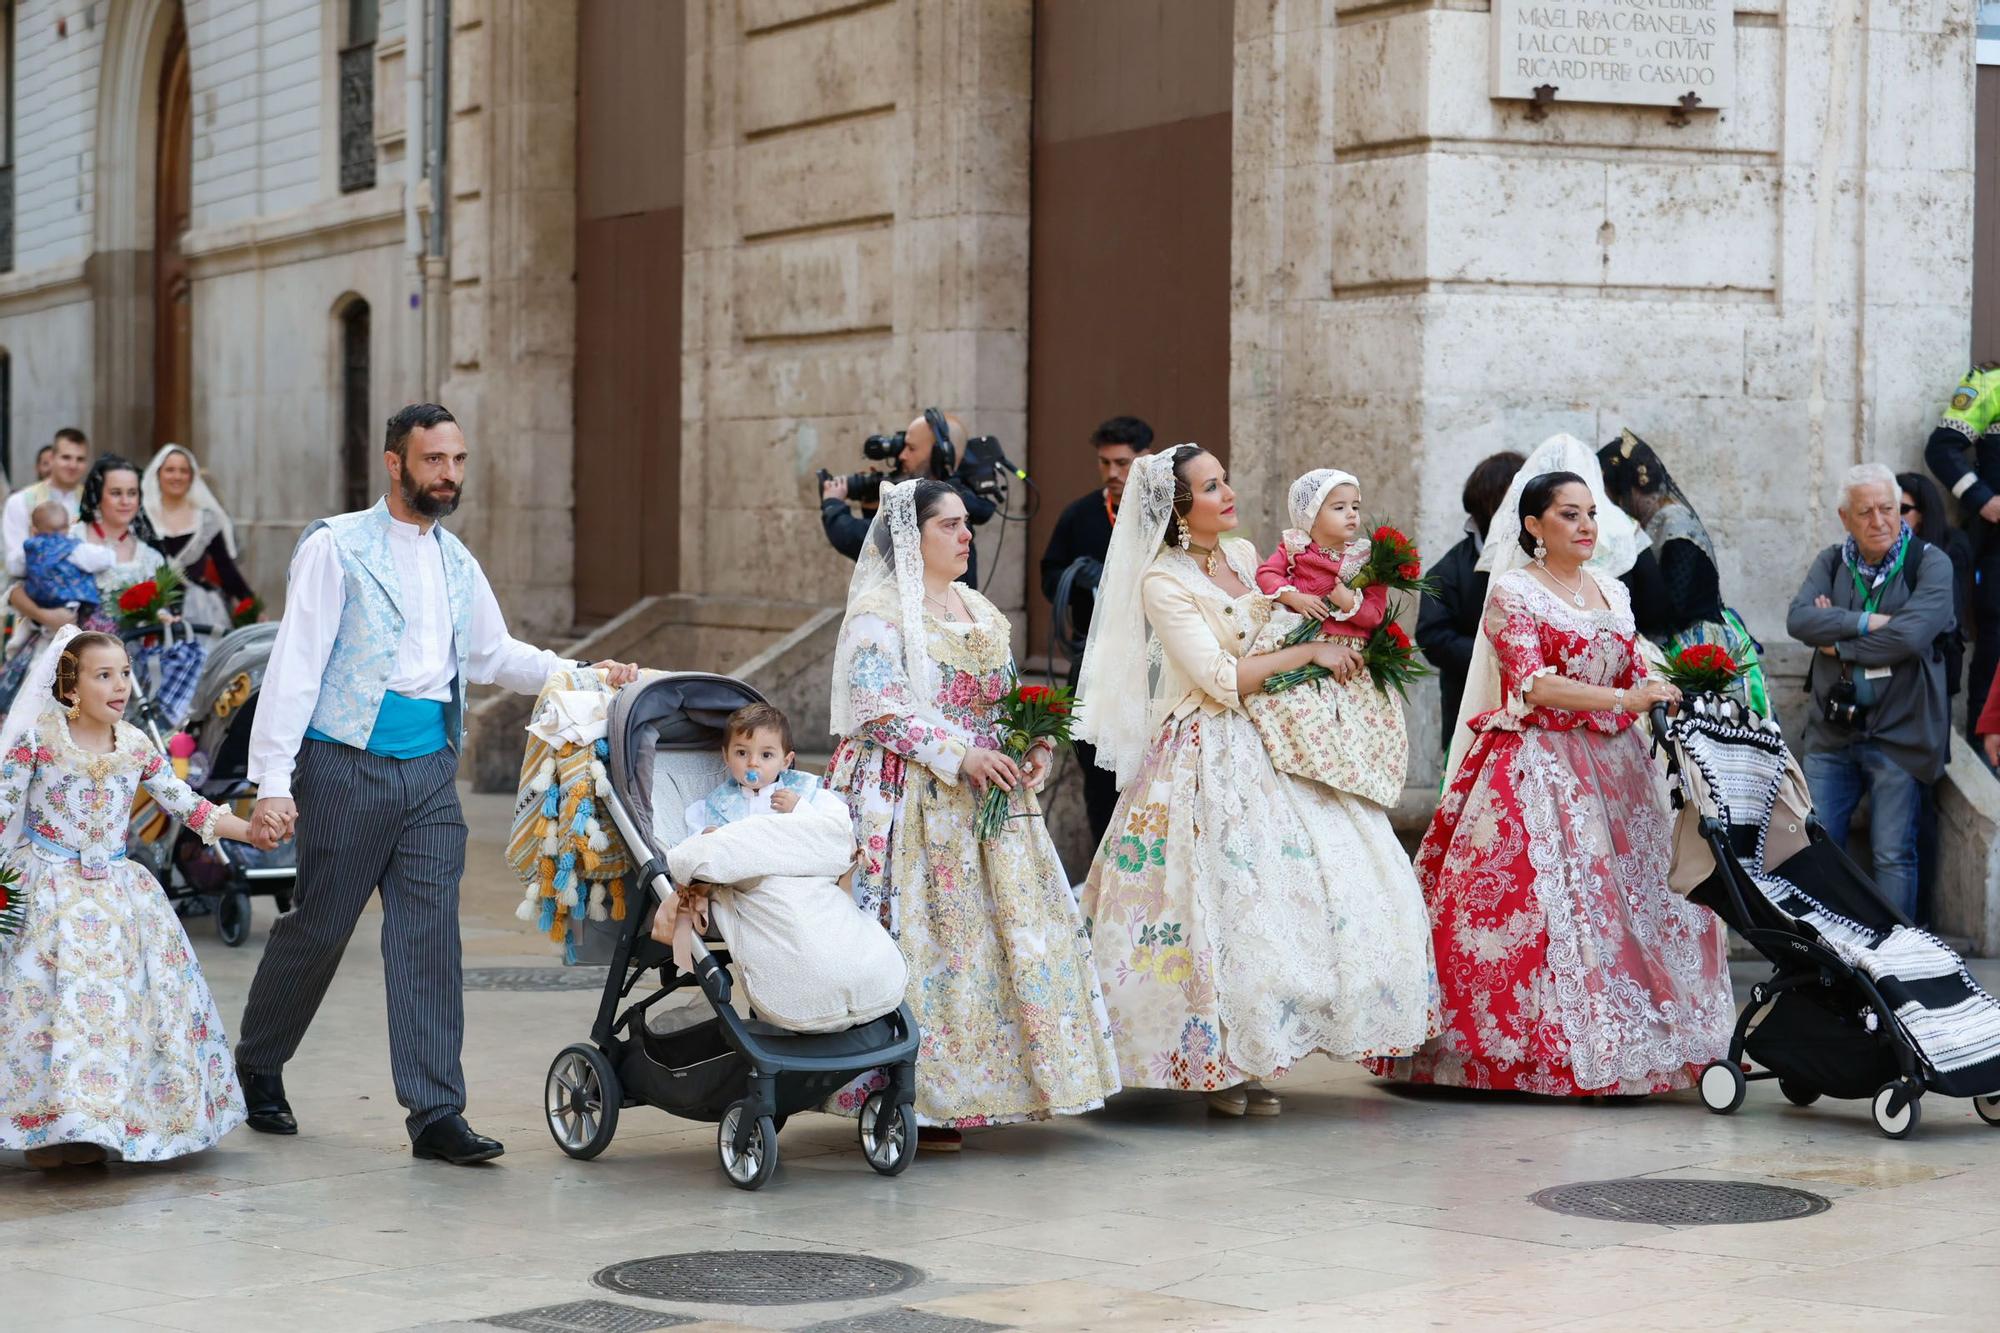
115, 564, 185, 631
1659, 643, 1742, 696
0, 866, 23, 939
1265, 599, 1433, 699
1279, 523, 1435, 648
230, 595, 264, 628
975, 677, 1076, 841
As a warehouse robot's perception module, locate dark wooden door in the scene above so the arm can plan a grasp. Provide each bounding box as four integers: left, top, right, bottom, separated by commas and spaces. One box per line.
573, 0, 685, 621
1025, 0, 1234, 656
153, 8, 192, 451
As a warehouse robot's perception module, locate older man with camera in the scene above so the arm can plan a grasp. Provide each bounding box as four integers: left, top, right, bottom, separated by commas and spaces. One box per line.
820, 409, 998, 585
1788, 462, 1956, 918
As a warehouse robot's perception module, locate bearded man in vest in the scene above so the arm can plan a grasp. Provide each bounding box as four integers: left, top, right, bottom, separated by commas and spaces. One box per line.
236, 403, 638, 1163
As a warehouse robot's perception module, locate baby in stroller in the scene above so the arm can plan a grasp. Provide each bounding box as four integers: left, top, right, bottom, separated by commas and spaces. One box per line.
677, 702, 848, 834
547, 675, 918, 1189
653, 701, 904, 1035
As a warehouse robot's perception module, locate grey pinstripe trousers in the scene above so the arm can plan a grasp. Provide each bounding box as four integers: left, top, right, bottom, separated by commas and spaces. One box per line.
236, 740, 470, 1138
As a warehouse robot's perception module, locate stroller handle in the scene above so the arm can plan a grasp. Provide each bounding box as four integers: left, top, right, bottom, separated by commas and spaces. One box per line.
117, 620, 218, 645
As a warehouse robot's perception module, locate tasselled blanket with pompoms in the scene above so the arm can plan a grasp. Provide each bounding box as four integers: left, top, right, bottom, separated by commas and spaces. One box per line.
507, 667, 634, 954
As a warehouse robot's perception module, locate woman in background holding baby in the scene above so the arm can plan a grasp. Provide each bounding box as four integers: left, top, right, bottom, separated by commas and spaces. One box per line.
823, 479, 1120, 1150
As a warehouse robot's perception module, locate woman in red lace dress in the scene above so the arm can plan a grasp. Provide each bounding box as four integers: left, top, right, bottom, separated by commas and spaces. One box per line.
1371, 460, 1735, 1095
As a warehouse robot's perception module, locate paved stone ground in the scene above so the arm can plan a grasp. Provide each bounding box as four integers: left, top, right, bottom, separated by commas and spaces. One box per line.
4, 790, 1998, 1332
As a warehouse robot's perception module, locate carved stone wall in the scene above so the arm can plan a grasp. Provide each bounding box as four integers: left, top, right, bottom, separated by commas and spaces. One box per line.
680, 0, 1033, 616
1231, 0, 1978, 782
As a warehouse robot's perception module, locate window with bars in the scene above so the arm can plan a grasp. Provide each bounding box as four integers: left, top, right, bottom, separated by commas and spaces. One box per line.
339, 0, 378, 193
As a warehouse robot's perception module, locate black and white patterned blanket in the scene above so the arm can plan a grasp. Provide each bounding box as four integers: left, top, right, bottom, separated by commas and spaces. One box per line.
1670, 711, 2000, 1097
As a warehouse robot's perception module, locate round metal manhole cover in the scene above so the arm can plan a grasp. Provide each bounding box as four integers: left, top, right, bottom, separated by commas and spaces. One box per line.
593, 1251, 925, 1305
1532, 1178, 1831, 1226
462, 967, 609, 992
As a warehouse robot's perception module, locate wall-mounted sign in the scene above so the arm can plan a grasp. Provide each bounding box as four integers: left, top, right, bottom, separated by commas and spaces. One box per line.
1491, 0, 1734, 110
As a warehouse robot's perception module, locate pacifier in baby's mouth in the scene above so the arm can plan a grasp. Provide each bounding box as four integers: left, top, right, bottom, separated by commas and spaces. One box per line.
742, 768, 761, 788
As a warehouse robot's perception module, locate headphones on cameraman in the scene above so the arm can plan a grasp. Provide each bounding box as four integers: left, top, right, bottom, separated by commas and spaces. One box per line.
922, 407, 957, 478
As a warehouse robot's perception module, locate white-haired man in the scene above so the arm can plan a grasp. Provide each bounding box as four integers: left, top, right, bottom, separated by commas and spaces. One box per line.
1787, 462, 1956, 919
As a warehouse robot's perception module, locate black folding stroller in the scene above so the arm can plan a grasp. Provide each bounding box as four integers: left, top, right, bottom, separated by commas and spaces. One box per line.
1655, 701, 2000, 1137
541, 671, 919, 1189
124, 623, 297, 945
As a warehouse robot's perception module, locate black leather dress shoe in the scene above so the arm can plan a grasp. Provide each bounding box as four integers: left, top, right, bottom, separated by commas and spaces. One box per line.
242, 1071, 297, 1136
411, 1114, 505, 1165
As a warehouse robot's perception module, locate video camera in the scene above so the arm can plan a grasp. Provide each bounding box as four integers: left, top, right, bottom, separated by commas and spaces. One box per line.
818, 409, 1024, 506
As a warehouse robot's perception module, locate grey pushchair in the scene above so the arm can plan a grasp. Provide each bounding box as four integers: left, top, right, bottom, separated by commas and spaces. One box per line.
125, 623, 297, 945
541, 671, 918, 1190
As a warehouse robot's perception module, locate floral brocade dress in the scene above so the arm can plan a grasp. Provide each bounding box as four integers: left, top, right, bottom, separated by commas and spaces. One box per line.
1368, 570, 1734, 1095
1080, 543, 1439, 1091
824, 584, 1122, 1128
0, 711, 245, 1158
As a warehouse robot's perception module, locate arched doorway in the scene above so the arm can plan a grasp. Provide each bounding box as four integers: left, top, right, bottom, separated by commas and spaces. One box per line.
152, 7, 191, 451
340, 298, 373, 511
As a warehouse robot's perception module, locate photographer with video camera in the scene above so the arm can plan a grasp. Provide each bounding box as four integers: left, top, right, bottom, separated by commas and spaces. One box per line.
1789, 463, 1955, 920
1039, 415, 1153, 845
821, 410, 999, 586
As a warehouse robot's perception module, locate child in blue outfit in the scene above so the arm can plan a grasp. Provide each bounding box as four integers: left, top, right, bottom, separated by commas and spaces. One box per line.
23, 500, 113, 617
682, 701, 847, 836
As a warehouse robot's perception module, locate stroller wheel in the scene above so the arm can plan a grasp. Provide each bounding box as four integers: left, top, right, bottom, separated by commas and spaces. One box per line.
1779, 1080, 1821, 1108
718, 1101, 778, 1190
545, 1045, 621, 1159
1871, 1080, 1923, 1139
1699, 1059, 1746, 1115
859, 1090, 916, 1177
217, 892, 252, 946
1975, 1095, 2000, 1127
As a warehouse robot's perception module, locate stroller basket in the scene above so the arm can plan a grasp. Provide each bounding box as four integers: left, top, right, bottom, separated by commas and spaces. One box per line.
1655, 702, 2000, 1136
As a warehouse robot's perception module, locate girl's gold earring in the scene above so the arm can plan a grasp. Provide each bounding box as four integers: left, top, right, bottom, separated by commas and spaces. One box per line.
64, 700, 80, 721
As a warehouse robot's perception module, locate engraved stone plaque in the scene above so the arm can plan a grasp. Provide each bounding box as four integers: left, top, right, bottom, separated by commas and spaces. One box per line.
1490, 0, 1734, 110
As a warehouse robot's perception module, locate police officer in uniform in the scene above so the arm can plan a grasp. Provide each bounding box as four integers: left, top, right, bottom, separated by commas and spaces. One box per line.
1924, 362, 2000, 731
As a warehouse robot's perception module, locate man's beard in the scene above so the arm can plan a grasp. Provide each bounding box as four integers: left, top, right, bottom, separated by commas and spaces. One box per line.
402, 471, 463, 519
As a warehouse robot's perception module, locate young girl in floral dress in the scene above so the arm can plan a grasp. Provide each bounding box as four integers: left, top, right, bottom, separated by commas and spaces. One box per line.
0, 629, 264, 1166
1244, 468, 1408, 808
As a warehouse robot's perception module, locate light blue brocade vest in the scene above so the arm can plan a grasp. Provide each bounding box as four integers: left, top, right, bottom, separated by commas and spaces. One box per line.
300, 499, 479, 752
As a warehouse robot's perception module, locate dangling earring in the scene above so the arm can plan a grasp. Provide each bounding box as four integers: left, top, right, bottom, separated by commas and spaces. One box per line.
64, 699, 80, 721
1176, 516, 1192, 551
1533, 539, 1548, 565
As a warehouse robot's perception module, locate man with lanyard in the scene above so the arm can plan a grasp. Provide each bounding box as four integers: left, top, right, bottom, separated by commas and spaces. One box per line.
1038, 415, 1152, 847
1923, 361, 2000, 731
235, 404, 639, 1163
2, 429, 90, 577
1788, 463, 1955, 919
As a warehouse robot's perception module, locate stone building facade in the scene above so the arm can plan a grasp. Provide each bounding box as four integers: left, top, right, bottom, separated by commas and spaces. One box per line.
1, 1, 1994, 775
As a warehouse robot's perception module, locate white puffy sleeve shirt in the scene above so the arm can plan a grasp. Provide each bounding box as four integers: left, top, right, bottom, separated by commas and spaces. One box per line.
247, 517, 566, 799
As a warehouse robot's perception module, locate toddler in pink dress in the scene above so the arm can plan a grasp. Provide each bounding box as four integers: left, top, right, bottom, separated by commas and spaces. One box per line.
1243, 469, 1409, 808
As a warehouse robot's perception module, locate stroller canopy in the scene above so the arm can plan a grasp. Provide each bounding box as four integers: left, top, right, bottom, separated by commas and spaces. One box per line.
607, 672, 769, 865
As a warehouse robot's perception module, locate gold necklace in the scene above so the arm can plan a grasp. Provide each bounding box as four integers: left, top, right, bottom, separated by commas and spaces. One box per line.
1185, 541, 1222, 576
